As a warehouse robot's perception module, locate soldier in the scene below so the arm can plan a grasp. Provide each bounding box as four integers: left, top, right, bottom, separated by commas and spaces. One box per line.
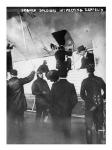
37, 60, 49, 76
80, 64, 106, 144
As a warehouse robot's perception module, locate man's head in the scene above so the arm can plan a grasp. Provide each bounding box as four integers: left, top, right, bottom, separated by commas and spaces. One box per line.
58, 45, 65, 51
46, 70, 59, 82
10, 69, 18, 77
86, 64, 95, 74
59, 68, 68, 78
37, 70, 43, 78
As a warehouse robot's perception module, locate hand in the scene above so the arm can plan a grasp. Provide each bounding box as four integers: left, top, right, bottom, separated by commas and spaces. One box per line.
31, 70, 35, 75
90, 106, 96, 111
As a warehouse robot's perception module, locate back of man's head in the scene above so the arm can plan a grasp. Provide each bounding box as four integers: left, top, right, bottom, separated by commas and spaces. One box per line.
86, 64, 95, 73
10, 69, 18, 76
59, 68, 68, 78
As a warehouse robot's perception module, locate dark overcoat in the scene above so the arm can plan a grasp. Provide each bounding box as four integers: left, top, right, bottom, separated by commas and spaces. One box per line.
7, 71, 35, 114
50, 79, 78, 118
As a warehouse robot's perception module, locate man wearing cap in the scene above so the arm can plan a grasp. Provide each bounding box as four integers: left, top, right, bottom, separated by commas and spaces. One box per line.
7, 69, 35, 123
50, 69, 78, 143
31, 69, 50, 121
37, 60, 49, 76
80, 64, 106, 144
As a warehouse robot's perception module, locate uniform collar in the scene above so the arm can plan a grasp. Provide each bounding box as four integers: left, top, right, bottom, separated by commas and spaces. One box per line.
59, 77, 67, 80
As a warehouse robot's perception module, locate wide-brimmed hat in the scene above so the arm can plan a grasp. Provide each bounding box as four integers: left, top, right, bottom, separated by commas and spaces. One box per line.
77, 45, 86, 53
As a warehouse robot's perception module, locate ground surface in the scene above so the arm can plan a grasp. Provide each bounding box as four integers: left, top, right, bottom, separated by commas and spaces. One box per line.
7, 111, 87, 144
7, 98, 106, 144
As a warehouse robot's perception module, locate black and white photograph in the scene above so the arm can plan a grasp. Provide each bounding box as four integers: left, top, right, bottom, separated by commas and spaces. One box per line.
6, 6, 106, 145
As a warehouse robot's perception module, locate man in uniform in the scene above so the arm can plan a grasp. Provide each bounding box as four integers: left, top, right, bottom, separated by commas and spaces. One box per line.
80, 64, 106, 144
37, 60, 49, 77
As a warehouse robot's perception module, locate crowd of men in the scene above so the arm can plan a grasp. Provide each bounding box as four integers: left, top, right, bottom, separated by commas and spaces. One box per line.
7, 45, 106, 144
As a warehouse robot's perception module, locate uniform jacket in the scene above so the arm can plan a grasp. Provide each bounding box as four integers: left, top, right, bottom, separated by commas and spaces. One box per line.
7, 71, 35, 113
80, 74, 106, 112
50, 79, 78, 117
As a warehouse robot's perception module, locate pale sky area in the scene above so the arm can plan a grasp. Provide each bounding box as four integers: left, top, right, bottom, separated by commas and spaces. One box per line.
7, 8, 106, 94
